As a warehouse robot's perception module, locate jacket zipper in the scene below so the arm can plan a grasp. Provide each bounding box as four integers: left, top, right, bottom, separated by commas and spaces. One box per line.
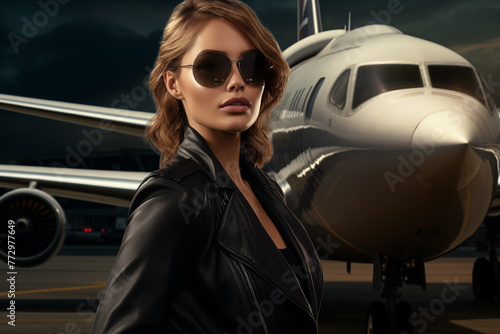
238, 261, 270, 334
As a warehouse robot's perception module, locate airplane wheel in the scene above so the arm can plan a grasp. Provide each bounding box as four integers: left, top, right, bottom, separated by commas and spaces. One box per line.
366, 301, 388, 334
396, 301, 413, 333
472, 257, 494, 301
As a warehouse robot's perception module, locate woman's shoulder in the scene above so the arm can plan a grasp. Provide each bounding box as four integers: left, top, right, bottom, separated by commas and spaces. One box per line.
131, 154, 213, 213
139, 154, 207, 190
151, 154, 202, 181
128, 155, 210, 227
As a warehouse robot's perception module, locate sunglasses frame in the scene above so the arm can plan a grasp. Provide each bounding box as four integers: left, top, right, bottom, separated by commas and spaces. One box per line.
177, 49, 267, 88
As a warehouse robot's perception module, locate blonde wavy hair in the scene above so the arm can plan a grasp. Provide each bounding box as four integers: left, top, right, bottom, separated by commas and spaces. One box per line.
147, 0, 290, 168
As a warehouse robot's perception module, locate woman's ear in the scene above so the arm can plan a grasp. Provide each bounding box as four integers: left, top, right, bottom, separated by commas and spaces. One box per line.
164, 71, 184, 100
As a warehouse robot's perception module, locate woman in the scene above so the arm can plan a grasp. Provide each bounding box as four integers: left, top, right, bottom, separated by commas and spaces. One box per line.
92, 0, 323, 333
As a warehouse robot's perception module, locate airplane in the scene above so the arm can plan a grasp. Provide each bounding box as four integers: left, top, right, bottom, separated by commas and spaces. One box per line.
0, 0, 499, 333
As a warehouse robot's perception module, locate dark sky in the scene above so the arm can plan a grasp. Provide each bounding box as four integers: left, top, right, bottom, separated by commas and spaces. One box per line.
1, 0, 499, 161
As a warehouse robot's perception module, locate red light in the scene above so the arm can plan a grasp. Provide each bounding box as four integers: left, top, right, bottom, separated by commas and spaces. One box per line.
84, 228, 88, 232
89, 228, 92, 232
101, 228, 105, 232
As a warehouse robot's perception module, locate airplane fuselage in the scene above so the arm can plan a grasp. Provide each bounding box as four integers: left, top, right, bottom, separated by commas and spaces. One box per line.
267, 25, 500, 263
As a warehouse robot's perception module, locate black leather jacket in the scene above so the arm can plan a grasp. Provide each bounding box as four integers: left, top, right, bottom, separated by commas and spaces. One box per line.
92, 127, 323, 333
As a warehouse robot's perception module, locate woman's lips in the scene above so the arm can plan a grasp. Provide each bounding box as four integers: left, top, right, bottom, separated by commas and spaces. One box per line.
220, 97, 251, 113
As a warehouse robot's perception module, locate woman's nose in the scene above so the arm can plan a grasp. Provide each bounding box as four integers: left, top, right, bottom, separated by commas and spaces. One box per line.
226, 62, 245, 91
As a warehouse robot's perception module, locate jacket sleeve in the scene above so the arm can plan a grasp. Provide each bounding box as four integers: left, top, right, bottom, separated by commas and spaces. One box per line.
91, 176, 200, 333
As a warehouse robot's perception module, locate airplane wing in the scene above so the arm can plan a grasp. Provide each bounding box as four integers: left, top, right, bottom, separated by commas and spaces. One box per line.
0, 94, 152, 267
0, 93, 154, 205
0, 164, 146, 207
0, 93, 152, 137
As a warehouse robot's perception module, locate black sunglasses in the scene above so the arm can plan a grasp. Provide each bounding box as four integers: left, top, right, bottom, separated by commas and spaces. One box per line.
177, 50, 268, 88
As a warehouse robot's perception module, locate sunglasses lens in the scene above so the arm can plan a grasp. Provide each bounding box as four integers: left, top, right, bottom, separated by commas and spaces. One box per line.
190, 50, 267, 88
193, 52, 231, 87
240, 51, 266, 86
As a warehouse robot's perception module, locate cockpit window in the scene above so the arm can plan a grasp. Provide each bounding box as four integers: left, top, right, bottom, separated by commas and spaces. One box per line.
428, 65, 485, 105
353, 64, 423, 109
330, 69, 351, 109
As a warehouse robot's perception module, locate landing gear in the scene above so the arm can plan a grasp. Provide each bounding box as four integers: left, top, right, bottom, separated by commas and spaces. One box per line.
365, 259, 425, 334
473, 216, 500, 301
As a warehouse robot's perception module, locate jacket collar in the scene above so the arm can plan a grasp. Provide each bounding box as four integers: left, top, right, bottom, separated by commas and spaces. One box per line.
176, 126, 274, 191
176, 126, 226, 186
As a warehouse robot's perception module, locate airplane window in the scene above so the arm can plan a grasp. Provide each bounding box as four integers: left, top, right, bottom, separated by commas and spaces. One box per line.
428, 65, 485, 106
330, 69, 351, 109
353, 64, 423, 109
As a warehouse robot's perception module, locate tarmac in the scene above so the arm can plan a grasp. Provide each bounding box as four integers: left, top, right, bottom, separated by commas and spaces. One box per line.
1, 246, 499, 333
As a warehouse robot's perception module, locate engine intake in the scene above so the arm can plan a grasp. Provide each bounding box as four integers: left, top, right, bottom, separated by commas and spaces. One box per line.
0, 188, 66, 267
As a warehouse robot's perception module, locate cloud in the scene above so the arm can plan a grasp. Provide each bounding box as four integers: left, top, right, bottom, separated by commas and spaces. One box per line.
451, 37, 500, 55
450, 36, 500, 105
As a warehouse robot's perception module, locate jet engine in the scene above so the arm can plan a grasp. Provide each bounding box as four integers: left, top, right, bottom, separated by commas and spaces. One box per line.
0, 188, 66, 267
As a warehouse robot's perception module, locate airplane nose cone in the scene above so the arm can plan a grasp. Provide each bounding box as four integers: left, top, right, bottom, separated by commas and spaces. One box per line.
411, 112, 485, 190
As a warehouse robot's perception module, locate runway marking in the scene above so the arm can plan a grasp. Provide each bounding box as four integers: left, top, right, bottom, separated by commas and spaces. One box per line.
0, 282, 106, 296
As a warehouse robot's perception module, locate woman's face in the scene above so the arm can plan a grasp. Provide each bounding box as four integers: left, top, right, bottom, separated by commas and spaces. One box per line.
166, 18, 265, 138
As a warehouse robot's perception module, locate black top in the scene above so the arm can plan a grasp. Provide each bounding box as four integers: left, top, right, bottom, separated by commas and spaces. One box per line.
280, 247, 308, 295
